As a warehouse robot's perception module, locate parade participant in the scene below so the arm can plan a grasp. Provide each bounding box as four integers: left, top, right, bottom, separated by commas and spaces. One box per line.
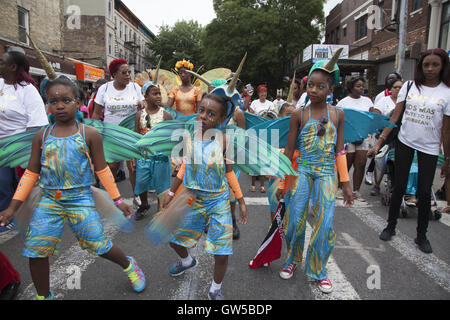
336, 76, 374, 200
134, 70, 173, 221
249, 85, 275, 192
291, 78, 302, 106
273, 89, 285, 113
0, 76, 146, 300
374, 72, 402, 105
161, 62, 249, 300
368, 48, 450, 254
275, 48, 354, 293
371, 80, 404, 196
166, 60, 203, 116
93, 58, 145, 207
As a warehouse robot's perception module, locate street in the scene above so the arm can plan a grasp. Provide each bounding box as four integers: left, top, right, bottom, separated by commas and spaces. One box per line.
1, 170, 449, 301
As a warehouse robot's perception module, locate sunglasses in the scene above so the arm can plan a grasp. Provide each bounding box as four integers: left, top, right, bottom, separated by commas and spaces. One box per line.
145, 115, 151, 129
317, 115, 328, 137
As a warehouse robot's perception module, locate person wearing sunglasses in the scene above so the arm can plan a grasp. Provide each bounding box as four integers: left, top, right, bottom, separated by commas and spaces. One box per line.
276, 49, 353, 294
92, 59, 145, 208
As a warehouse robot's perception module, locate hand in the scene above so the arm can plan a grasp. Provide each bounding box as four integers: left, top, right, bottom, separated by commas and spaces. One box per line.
137, 100, 146, 111
342, 184, 354, 208
367, 144, 380, 159
238, 201, 248, 225
118, 202, 133, 219
276, 188, 284, 201
162, 194, 173, 209
0, 208, 15, 227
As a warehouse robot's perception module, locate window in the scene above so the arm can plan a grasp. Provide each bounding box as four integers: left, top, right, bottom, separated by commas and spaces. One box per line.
439, 2, 450, 50
18, 7, 29, 44
336, 26, 340, 43
125, 26, 128, 41
412, 0, 422, 12
355, 14, 368, 41
108, 0, 113, 19
343, 26, 347, 37
108, 33, 113, 55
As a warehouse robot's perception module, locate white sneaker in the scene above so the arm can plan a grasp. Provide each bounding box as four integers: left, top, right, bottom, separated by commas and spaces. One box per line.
365, 172, 373, 185
318, 278, 333, 293
133, 195, 142, 208
336, 189, 344, 199
279, 263, 297, 280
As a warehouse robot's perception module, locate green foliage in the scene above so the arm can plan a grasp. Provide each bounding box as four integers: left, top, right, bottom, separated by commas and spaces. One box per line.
146, 20, 205, 70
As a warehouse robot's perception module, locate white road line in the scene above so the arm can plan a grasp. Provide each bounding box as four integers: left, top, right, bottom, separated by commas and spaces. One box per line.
0, 229, 19, 245
338, 232, 381, 266
17, 197, 134, 300
348, 206, 450, 293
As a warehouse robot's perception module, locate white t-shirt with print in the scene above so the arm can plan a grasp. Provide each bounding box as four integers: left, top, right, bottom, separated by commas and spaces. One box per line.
336, 96, 374, 112
0, 79, 48, 140
397, 81, 450, 156
250, 99, 276, 115
374, 95, 396, 116
95, 81, 144, 125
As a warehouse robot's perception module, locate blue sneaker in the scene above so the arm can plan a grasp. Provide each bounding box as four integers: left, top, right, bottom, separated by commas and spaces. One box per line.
124, 256, 146, 293
169, 257, 197, 277
36, 290, 54, 300
208, 289, 224, 300
0, 218, 16, 233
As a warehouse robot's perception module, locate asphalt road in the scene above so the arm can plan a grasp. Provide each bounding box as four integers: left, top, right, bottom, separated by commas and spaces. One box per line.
1, 169, 449, 301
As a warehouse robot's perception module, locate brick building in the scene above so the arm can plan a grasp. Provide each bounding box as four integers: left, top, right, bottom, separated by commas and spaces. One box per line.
0, 0, 77, 85
324, 0, 450, 97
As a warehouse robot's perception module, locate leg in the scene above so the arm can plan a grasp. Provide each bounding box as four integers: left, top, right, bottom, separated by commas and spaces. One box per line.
127, 160, 137, 195
352, 150, 368, 192
100, 245, 130, 269
305, 175, 336, 280
213, 255, 229, 284
29, 258, 50, 298
170, 242, 189, 259
260, 176, 266, 192
386, 140, 415, 229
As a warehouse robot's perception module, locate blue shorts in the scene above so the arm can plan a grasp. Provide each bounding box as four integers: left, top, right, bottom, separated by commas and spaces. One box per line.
23, 187, 113, 258
135, 156, 171, 195
170, 190, 232, 255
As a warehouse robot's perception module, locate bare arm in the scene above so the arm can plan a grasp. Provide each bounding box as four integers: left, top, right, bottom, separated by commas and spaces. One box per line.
92, 103, 104, 120
234, 108, 246, 129
283, 110, 301, 164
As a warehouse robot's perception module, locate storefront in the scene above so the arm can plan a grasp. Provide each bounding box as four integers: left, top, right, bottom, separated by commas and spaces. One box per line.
72, 60, 105, 104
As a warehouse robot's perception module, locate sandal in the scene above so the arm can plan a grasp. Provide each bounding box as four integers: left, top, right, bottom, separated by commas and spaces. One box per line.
260, 186, 266, 193
250, 186, 256, 192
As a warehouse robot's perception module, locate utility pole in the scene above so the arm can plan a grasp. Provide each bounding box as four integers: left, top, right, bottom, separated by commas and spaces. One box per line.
396, 0, 408, 76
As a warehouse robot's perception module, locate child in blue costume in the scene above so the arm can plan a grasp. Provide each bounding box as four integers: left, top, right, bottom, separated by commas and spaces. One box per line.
0, 77, 146, 299
162, 92, 249, 301
134, 81, 173, 220
276, 49, 354, 294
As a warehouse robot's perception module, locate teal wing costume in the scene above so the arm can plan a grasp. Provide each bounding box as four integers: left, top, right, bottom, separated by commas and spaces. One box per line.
0, 115, 143, 168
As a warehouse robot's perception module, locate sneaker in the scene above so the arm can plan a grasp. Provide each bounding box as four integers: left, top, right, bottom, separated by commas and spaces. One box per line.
365, 172, 373, 185
135, 205, 150, 221
169, 257, 197, 277
353, 191, 365, 201
124, 256, 146, 293
405, 195, 417, 207
208, 289, 224, 300
379, 228, 396, 241
335, 189, 344, 199
318, 278, 333, 293
36, 290, 54, 300
370, 185, 380, 196
133, 195, 142, 208
249, 186, 256, 192
279, 263, 297, 280
415, 238, 433, 254
0, 282, 20, 300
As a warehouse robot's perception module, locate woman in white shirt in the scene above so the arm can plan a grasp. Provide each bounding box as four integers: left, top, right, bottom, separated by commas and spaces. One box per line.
0, 48, 48, 297
369, 48, 450, 254
249, 85, 275, 192
336, 77, 374, 200
93, 59, 145, 205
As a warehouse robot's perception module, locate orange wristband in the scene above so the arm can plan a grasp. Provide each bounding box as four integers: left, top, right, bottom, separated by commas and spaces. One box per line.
13, 169, 39, 202
335, 154, 350, 182
96, 166, 121, 200
226, 171, 243, 200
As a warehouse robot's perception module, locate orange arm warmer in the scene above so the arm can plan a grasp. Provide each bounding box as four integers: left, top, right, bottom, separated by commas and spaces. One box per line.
176, 161, 186, 180
13, 170, 39, 202
96, 166, 121, 200
226, 171, 243, 200
335, 154, 350, 183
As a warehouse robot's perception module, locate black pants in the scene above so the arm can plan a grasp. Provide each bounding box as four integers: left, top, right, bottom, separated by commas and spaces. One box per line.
387, 139, 438, 238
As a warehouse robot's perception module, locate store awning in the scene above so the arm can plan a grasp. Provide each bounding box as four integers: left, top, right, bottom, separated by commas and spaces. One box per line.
74, 62, 105, 83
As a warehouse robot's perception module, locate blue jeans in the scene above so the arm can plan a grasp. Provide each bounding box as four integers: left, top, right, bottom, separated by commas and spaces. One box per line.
0, 167, 16, 211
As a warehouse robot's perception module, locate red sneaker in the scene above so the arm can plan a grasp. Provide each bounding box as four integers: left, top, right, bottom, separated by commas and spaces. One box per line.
279, 263, 297, 280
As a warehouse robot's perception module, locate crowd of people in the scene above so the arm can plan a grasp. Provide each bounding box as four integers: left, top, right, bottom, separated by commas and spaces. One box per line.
0, 43, 449, 301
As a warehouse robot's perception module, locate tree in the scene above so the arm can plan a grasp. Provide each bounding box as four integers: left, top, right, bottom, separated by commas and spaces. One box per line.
202, 0, 325, 96
145, 20, 204, 71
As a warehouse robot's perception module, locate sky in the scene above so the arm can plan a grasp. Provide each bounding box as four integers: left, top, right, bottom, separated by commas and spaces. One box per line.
122, 0, 342, 35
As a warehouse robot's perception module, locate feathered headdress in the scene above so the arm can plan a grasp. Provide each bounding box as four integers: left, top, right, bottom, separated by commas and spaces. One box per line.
175, 59, 194, 71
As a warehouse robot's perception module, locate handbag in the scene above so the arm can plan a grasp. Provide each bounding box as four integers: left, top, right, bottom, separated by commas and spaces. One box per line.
383, 81, 414, 146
